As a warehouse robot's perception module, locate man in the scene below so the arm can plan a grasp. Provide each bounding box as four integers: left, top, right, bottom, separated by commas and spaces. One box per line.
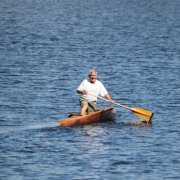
77, 70, 113, 115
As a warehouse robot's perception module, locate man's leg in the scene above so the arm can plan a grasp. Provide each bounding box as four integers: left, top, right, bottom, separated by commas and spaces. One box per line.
79, 98, 88, 115
81, 104, 88, 115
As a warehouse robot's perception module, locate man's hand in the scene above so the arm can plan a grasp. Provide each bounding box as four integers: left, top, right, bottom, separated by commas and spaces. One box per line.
82, 90, 87, 95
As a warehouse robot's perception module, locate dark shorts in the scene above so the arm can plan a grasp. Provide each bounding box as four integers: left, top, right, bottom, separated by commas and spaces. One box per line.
79, 97, 97, 113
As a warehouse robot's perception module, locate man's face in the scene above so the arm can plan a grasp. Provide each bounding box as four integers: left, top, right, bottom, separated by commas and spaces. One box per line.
89, 72, 97, 83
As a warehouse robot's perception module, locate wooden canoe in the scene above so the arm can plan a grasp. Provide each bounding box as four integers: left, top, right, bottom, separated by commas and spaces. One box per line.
60, 107, 116, 127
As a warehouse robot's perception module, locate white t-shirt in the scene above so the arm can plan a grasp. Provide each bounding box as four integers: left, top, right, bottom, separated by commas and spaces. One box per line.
77, 79, 108, 102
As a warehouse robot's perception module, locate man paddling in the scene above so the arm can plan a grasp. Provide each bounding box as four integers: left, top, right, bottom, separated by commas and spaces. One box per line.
77, 70, 113, 115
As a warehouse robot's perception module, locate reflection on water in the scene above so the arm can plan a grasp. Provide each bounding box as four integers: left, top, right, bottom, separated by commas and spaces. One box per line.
79, 125, 109, 154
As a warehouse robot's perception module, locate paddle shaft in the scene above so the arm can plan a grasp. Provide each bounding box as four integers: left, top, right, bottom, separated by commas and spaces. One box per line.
87, 92, 154, 121
88, 92, 131, 110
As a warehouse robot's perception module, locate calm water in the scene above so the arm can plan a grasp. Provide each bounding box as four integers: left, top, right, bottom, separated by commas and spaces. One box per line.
0, 0, 180, 179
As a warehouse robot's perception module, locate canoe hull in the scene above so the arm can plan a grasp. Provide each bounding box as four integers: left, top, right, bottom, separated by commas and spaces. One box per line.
60, 107, 116, 127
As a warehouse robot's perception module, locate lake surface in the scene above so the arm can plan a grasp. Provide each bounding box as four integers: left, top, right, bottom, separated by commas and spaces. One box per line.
0, 0, 180, 179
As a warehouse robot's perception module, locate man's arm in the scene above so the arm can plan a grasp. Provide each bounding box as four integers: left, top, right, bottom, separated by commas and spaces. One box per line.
105, 93, 113, 103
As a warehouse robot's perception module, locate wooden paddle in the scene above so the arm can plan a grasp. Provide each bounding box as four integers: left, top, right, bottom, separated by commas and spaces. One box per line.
87, 92, 154, 121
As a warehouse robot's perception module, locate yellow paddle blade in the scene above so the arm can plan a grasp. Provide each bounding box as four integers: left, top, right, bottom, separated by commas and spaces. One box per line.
131, 108, 154, 121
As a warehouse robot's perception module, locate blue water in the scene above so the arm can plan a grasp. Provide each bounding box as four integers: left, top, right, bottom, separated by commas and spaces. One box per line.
0, 0, 180, 179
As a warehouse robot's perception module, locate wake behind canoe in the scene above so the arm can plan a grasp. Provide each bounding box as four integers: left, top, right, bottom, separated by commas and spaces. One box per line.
60, 107, 116, 127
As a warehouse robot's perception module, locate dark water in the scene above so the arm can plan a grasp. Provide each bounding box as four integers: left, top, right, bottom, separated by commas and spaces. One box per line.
0, 0, 180, 179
